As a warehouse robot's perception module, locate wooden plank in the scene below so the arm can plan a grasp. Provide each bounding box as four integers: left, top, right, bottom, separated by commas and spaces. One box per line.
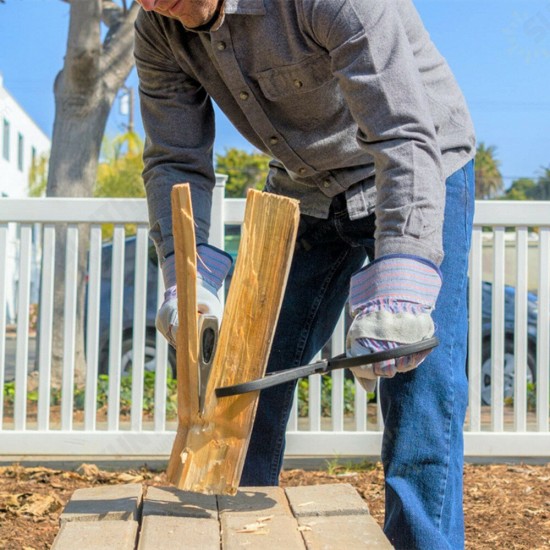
167, 186, 300, 494
166, 184, 200, 481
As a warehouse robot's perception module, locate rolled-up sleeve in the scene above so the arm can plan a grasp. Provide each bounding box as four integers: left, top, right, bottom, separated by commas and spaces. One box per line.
305, 0, 445, 264
134, 11, 216, 261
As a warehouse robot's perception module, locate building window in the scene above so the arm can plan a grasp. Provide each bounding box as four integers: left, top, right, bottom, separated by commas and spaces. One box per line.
31, 146, 36, 166
17, 133, 24, 171
2, 118, 9, 161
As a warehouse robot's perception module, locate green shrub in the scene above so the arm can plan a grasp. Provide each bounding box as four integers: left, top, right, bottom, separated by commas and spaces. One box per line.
2, 371, 178, 418
298, 375, 358, 417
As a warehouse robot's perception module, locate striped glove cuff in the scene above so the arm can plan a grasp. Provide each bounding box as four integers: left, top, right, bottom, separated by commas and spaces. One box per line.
349, 254, 442, 315
161, 245, 233, 292
196, 244, 233, 292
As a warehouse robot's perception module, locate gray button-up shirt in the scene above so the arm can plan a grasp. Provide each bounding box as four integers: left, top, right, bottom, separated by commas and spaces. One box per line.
135, 0, 475, 265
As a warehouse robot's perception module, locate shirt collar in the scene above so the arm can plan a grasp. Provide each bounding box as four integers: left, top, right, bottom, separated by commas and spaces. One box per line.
223, 0, 266, 16
183, 0, 265, 33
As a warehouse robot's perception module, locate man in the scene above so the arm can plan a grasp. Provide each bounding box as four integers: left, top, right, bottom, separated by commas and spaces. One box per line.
134, 1, 476, 548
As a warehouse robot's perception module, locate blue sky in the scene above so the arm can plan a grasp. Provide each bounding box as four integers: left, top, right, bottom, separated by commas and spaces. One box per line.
1, 0, 549, 187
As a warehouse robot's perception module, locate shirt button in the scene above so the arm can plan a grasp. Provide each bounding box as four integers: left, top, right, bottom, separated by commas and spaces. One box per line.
269, 136, 279, 145
239, 91, 249, 100
299, 168, 307, 175
323, 180, 331, 188
217, 41, 227, 51
294, 79, 303, 89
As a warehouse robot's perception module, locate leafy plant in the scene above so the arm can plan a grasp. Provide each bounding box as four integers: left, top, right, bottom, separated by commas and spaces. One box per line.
215, 148, 270, 198
297, 375, 359, 417
2, 371, 178, 419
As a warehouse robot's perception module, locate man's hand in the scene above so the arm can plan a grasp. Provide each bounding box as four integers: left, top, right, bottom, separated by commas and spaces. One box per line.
346, 255, 442, 392
156, 244, 233, 348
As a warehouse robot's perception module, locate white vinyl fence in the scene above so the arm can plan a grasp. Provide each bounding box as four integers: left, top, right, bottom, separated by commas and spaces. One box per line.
0, 186, 549, 460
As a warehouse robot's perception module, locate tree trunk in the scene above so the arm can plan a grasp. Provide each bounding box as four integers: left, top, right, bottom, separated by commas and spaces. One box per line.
45, 0, 139, 385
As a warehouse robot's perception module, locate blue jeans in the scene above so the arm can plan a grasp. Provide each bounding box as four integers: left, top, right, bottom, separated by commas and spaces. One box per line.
241, 161, 475, 550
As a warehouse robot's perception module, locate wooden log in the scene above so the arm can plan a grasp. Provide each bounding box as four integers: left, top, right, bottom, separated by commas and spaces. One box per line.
167, 187, 300, 494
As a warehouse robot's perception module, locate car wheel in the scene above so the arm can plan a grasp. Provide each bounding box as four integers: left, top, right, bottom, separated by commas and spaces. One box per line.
120, 334, 177, 379
480, 339, 535, 406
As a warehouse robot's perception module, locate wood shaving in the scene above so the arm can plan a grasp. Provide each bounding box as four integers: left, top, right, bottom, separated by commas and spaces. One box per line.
236, 515, 273, 534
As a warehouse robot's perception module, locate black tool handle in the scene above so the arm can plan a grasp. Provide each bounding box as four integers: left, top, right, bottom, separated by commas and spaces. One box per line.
215, 336, 439, 397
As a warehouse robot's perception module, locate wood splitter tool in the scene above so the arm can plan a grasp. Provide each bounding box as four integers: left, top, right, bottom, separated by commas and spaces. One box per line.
214, 336, 439, 397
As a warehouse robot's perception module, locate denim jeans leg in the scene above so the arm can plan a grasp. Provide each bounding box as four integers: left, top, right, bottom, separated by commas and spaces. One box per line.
380, 160, 475, 549
241, 214, 368, 486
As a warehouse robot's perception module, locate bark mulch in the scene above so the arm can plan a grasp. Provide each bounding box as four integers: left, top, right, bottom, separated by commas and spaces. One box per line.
0, 462, 549, 549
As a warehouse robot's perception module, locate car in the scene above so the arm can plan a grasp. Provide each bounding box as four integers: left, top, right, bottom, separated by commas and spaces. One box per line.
96, 236, 176, 378
477, 281, 538, 405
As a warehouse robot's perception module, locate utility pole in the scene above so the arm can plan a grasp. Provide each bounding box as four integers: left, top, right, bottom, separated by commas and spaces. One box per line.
119, 85, 134, 133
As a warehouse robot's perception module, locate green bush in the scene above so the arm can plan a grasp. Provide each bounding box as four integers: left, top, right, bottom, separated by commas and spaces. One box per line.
298, 375, 358, 417
2, 371, 178, 418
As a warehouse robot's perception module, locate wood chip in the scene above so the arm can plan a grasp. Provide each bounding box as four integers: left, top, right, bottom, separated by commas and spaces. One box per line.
77, 463, 100, 478
236, 515, 274, 534
18, 494, 62, 517
117, 472, 144, 483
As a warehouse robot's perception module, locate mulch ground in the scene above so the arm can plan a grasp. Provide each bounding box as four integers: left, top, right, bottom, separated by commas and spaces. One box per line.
0, 462, 549, 549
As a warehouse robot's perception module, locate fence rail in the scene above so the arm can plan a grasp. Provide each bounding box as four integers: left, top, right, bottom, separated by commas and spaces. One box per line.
0, 190, 549, 459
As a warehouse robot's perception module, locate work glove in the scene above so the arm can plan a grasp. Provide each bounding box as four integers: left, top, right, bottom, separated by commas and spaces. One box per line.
346, 255, 442, 392
156, 244, 233, 348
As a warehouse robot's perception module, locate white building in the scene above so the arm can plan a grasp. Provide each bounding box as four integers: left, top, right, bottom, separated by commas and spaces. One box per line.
0, 72, 51, 323
0, 72, 50, 197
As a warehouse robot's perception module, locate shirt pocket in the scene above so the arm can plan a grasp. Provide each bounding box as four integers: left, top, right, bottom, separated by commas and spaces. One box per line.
256, 53, 333, 101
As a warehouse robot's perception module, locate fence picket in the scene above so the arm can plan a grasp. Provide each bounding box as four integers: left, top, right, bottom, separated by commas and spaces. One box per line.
154, 275, 168, 432
37, 225, 55, 431
107, 227, 125, 431
514, 227, 529, 432
331, 313, 345, 432
537, 228, 550, 432
61, 225, 79, 431
288, 385, 298, 432
308, 365, 322, 432
84, 225, 102, 431
468, 228, 483, 431
14, 225, 32, 430
0, 224, 7, 430
491, 227, 506, 432
131, 226, 149, 431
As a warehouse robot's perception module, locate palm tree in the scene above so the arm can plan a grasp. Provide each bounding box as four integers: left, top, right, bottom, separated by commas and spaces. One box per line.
475, 143, 504, 199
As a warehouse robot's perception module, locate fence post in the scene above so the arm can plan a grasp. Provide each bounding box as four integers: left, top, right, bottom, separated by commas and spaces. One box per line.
210, 174, 227, 251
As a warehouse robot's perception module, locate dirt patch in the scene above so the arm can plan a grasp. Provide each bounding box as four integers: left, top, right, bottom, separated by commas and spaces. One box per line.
0, 462, 549, 549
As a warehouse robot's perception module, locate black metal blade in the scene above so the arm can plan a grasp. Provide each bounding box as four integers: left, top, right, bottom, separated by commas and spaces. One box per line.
215, 336, 439, 397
